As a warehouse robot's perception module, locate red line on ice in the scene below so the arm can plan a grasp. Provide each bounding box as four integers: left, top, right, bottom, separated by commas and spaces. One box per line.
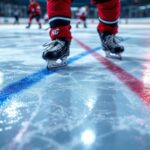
74, 38, 150, 104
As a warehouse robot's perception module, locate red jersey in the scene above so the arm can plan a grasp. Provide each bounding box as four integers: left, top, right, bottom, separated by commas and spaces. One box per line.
28, 2, 41, 15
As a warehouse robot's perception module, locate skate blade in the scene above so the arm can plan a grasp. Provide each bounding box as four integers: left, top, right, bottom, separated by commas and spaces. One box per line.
105, 51, 122, 60
47, 63, 67, 69
105, 51, 110, 57
47, 58, 67, 70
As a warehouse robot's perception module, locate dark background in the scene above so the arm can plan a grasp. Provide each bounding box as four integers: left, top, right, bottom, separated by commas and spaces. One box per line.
1, 0, 150, 6
0, 0, 150, 18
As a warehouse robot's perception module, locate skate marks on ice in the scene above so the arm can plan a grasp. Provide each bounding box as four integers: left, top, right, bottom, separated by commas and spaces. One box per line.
0, 40, 148, 150
2, 64, 150, 150
74, 38, 150, 104
0, 45, 102, 104
0, 65, 112, 150
0, 25, 150, 150
1, 63, 150, 150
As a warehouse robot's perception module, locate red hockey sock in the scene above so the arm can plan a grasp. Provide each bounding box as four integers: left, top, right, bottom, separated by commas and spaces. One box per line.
49, 25, 72, 41
47, 0, 72, 40
96, 0, 120, 34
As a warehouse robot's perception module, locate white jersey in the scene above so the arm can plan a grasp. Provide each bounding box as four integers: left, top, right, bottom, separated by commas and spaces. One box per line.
44, 13, 48, 20
76, 7, 88, 17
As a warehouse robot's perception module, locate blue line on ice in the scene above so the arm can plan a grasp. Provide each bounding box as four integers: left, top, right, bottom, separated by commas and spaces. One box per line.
0, 47, 101, 104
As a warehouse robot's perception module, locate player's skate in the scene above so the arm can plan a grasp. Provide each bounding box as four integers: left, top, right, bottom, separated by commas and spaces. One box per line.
38, 23, 42, 29
42, 39, 70, 69
26, 24, 30, 29
99, 32, 124, 59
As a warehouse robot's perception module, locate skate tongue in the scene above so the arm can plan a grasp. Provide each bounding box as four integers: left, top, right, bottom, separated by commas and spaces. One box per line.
43, 40, 65, 52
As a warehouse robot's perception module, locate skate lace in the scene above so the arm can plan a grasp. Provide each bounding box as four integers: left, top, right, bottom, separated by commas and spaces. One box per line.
105, 35, 119, 48
43, 39, 65, 52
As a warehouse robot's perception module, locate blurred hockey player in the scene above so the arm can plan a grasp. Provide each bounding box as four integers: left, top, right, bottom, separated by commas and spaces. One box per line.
14, 9, 20, 24
26, 0, 42, 29
44, 13, 49, 24
76, 6, 89, 28
42, 0, 124, 69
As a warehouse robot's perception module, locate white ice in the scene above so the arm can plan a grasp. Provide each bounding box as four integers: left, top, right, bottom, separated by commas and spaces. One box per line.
0, 23, 150, 150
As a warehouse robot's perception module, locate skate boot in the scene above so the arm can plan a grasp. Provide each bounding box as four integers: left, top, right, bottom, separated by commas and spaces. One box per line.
42, 38, 70, 69
39, 23, 42, 29
83, 22, 87, 28
26, 24, 30, 29
76, 23, 79, 28
99, 32, 124, 59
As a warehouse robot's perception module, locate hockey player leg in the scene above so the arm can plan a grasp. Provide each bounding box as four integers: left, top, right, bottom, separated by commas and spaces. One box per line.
42, 0, 72, 69
82, 16, 87, 28
36, 15, 42, 29
83, 20, 87, 28
76, 20, 81, 28
43, 39, 71, 68
96, 0, 124, 58
26, 15, 33, 28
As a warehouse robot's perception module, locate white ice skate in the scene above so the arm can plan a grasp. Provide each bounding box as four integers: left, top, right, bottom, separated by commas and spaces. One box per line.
105, 50, 122, 60
42, 39, 70, 69
46, 57, 67, 69
99, 32, 124, 60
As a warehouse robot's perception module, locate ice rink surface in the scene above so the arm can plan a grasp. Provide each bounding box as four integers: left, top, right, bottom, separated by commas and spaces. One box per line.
0, 23, 150, 150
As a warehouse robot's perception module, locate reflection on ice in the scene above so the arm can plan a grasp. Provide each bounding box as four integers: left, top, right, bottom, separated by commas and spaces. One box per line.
85, 98, 96, 111
0, 72, 4, 85
0, 24, 150, 150
4, 100, 23, 120
143, 63, 150, 87
81, 129, 96, 145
